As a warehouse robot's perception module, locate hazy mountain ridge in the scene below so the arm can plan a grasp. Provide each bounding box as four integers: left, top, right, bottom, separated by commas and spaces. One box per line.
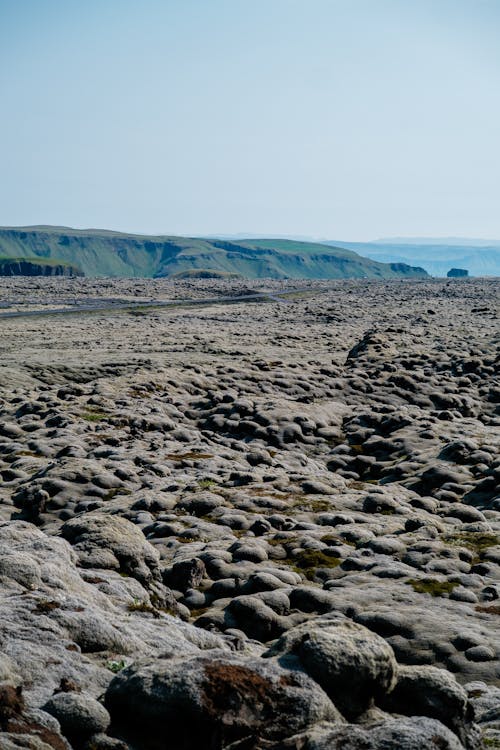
0, 227, 428, 279
324, 240, 500, 277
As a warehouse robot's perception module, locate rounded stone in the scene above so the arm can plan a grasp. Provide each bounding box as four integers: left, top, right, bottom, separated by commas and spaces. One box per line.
43, 692, 110, 738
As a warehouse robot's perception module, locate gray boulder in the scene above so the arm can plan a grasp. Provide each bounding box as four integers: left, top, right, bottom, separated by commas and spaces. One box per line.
273, 716, 467, 749
43, 692, 110, 741
105, 651, 342, 749
264, 616, 397, 719
61, 513, 160, 585
380, 664, 480, 749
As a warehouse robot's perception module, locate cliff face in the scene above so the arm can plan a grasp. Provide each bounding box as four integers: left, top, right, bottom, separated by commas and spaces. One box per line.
0, 226, 429, 279
0, 258, 84, 277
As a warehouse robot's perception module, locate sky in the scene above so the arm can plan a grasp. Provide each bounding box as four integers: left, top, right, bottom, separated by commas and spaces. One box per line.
1, 0, 500, 240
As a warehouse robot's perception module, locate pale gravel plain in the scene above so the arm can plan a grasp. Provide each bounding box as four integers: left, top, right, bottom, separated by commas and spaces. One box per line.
0, 276, 498, 750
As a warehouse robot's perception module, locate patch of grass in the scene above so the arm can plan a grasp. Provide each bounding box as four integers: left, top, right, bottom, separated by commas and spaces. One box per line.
406, 578, 459, 597
198, 478, 216, 489
165, 452, 214, 462
80, 410, 108, 422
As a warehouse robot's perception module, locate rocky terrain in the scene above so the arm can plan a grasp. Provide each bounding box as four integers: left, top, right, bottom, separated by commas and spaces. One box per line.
0, 276, 498, 749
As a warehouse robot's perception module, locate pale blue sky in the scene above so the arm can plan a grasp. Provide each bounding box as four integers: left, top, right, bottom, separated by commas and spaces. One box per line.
1, 0, 499, 239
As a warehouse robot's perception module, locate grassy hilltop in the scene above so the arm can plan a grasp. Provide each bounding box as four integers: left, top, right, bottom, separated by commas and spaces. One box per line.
0, 226, 428, 279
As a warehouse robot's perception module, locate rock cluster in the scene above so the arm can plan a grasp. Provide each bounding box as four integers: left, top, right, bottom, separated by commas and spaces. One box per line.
0, 277, 498, 748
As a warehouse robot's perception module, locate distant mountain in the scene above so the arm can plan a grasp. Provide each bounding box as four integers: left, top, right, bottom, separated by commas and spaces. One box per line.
375, 237, 500, 247
0, 227, 428, 280
324, 240, 500, 277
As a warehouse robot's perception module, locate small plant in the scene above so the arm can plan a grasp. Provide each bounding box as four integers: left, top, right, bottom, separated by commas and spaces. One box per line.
406, 578, 459, 597
198, 478, 216, 489
106, 660, 127, 673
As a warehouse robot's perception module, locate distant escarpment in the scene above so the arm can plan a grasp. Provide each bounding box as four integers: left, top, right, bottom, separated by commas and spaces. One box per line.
0, 226, 428, 279
0, 257, 84, 277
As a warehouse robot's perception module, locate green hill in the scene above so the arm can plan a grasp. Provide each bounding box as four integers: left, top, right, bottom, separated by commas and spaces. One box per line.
0, 226, 428, 279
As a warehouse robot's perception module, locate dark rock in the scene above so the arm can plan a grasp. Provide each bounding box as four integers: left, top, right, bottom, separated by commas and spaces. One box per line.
105, 652, 341, 749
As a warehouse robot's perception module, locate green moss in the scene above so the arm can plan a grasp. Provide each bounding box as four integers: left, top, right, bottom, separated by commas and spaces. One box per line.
444, 532, 499, 558
267, 535, 298, 547
80, 410, 108, 422
406, 578, 459, 597
483, 738, 500, 748
284, 549, 341, 581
